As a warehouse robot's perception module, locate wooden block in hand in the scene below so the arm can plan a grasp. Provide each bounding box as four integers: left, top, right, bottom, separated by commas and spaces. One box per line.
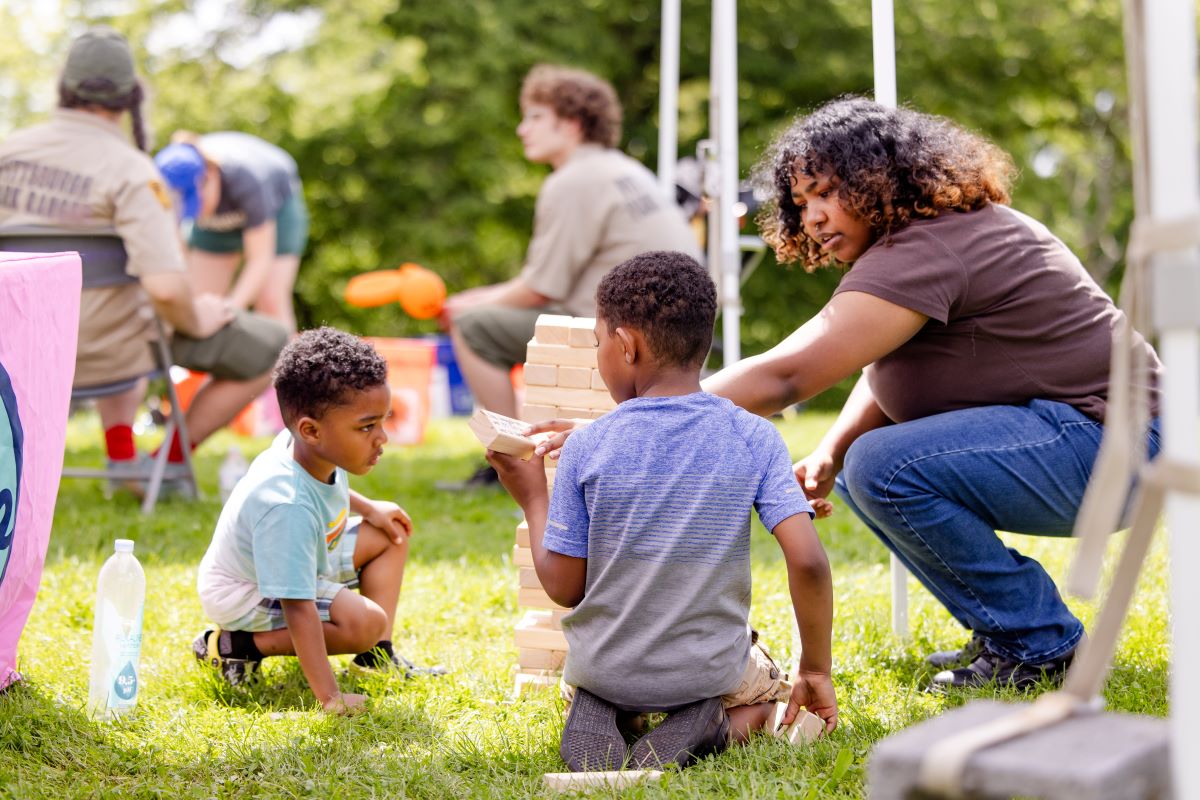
770, 702, 824, 745
567, 317, 599, 348
534, 314, 573, 345
543, 771, 663, 792
469, 409, 535, 459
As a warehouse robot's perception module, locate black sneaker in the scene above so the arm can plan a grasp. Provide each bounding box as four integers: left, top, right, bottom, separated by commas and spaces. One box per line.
192, 629, 260, 686
630, 696, 730, 769
349, 648, 448, 678
434, 463, 500, 492
560, 688, 628, 772
925, 633, 987, 670
931, 644, 1078, 691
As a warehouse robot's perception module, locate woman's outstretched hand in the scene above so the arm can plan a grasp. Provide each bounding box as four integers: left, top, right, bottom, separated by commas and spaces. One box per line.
794, 451, 837, 519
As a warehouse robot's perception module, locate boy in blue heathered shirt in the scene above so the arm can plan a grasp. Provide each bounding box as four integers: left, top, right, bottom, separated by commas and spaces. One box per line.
194, 328, 440, 714
490, 252, 837, 771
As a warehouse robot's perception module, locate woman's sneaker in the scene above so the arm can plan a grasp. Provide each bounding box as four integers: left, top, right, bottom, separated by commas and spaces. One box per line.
192, 629, 260, 686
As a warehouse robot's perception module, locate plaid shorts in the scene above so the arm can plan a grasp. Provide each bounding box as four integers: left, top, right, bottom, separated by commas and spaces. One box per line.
222, 519, 362, 633
560, 636, 792, 712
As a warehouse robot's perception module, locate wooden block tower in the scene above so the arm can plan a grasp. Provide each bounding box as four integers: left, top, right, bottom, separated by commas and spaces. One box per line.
512, 314, 615, 693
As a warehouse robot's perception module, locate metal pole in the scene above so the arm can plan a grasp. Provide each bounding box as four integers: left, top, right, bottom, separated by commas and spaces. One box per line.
1144, 2, 1200, 795
657, 0, 680, 200
872, 0, 908, 638
713, 0, 741, 364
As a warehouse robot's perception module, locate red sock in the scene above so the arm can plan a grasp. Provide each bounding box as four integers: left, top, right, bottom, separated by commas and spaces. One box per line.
104, 425, 137, 461
153, 430, 195, 464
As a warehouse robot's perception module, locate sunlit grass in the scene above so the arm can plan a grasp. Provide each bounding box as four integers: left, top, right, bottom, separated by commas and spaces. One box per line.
0, 412, 1169, 798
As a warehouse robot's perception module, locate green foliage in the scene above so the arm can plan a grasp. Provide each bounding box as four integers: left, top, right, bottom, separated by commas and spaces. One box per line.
1, 414, 1169, 797
3, 1, 1135, 359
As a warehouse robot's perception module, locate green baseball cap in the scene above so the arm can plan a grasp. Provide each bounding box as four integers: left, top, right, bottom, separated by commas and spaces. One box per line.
61, 26, 137, 103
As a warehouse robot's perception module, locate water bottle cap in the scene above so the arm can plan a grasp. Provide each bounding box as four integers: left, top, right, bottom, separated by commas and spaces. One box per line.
114, 539, 135, 553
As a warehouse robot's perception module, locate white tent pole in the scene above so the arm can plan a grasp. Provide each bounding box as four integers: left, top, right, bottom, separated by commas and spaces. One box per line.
1144, 1, 1200, 795
713, 0, 741, 364
872, 0, 908, 638
657, 0, 680, 200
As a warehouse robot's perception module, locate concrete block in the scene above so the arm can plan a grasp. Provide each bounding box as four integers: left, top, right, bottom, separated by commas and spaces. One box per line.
567, 317, 599, 348
868, 700, 1172, 800
556, 365, 592, 388
523, 363, 558, 386
534, 314, 573, 345
526, 341, 598, 368
525, 384, 616, 411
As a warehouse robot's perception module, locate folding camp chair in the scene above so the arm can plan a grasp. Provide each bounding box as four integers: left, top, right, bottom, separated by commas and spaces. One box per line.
0, 229, 198, 513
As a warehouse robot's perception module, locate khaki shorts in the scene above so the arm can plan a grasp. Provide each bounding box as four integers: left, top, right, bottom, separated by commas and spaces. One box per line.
455, 304, 565, 369
171, 310, 288, 381
560, 639, 792, 713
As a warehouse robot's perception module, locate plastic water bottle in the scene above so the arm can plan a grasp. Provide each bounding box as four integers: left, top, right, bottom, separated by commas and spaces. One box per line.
218, 446, 248, 501
87, 539, 145, 719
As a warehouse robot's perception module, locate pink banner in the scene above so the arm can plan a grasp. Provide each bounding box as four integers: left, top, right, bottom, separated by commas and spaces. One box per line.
0, 251, 80, 690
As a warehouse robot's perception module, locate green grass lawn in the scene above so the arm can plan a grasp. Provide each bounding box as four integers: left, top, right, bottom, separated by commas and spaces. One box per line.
0, 412, 1170, 798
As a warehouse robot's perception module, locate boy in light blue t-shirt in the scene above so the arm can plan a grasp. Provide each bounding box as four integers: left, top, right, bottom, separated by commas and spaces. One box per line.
194, 327, 441, 715
490, 252, 837, 771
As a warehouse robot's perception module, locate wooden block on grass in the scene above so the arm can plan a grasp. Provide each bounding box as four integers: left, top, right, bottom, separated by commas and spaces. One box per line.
518, 566, 542, 589
556, 365, 592, 389
468, 409, 535, 459
543, 771, 663, 792
523, 363, 558, 386
515, 619, 569, 651
513, 544, 533, 567
518, 586, 571, 611
515, 671, 559, 694
526, 341, 598, 368
518, 647, 567, 671
525, 385, 616, 411
534, 314, 573, 345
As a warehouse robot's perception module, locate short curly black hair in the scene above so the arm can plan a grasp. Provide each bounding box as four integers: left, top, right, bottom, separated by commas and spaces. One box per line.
754, 96, 1015, 270
595, 251, 716, 367
273, 327, 388, 425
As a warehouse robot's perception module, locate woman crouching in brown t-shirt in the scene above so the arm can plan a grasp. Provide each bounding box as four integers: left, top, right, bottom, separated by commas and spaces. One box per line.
703, 96, 1162, 690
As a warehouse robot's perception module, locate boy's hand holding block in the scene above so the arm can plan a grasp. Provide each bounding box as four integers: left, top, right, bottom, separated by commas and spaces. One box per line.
770, 701, 825, 745
469, 409, 537, 460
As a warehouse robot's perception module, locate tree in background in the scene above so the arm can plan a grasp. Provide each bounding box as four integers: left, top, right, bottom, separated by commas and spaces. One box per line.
2, 0, 1133, 390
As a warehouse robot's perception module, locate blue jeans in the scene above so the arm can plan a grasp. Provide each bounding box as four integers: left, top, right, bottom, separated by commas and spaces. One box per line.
834, 400, 1161, 663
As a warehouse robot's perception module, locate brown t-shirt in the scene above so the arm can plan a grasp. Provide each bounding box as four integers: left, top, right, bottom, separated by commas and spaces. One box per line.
834, 204, 1160, 424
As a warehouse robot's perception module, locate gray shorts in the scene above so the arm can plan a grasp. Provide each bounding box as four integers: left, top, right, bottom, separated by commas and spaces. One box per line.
171, 309, 288, 381
455, 304, 563, 369
222, 519, 362, 633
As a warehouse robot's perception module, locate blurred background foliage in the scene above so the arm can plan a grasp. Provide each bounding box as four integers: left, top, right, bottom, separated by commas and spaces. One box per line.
2, 0, 1141, 401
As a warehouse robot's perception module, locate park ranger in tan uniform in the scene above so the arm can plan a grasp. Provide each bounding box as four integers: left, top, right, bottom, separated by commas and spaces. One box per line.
0, 27, 286, 491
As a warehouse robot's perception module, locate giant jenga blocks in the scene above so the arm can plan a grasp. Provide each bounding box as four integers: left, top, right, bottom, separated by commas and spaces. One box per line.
512, 314, 614, 693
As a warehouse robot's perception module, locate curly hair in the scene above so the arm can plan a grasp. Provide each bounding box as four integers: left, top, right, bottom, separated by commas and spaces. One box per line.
273, 327, 388, 424
755, 97, 1016, 270
596, 251, 716, 367
520, 65, 622, 148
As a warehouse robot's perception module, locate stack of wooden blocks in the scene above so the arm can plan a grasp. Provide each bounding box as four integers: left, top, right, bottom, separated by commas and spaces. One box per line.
513, 314, 616, 694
